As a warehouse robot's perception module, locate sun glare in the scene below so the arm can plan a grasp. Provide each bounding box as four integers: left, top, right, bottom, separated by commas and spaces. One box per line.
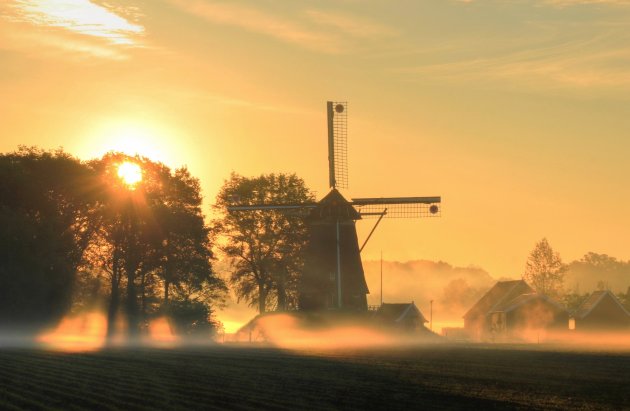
117, 161, 142, 187
77, 121, 187, 167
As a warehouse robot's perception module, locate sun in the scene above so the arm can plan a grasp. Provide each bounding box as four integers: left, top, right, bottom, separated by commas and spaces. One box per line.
117, 161, 142, 187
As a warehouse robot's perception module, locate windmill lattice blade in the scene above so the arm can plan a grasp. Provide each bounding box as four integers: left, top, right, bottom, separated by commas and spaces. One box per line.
352, 196, 441, 218
227, 203, 318, 212
327, 101, 348, 189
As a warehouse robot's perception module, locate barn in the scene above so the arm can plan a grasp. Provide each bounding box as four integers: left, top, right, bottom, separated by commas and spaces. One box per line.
374, 302, 428, 332
463, 280, 533, 341
488, 293, 569, 340
572, 290, 630, 331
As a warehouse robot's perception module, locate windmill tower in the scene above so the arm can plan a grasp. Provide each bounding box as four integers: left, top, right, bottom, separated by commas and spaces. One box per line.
228, 101, 441, 312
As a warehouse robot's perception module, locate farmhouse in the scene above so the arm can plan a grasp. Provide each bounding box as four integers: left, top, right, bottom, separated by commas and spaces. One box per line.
374, 302, 428, 332
488, 293, 569, 339
463, 280, 533, 341
572, 290, 630, 331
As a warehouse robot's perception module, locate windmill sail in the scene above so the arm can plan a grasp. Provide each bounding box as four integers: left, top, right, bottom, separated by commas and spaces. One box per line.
352, 196, 441, 218
327, 101, 348, 189
227, 203, 317, 212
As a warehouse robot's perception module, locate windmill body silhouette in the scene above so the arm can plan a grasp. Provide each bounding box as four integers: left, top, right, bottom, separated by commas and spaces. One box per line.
228, 102, 441, 311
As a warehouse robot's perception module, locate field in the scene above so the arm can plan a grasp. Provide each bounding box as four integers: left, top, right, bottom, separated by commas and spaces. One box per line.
0, 344, 629, 410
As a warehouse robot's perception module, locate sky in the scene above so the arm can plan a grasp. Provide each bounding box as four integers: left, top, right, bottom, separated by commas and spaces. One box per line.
2, 1, 630, 325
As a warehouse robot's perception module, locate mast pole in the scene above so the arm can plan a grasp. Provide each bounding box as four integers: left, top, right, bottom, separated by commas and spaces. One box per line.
336, 218, 342, 309
430, 300, 434, 331
327, 101, 336, 189
380, 251, 383, 307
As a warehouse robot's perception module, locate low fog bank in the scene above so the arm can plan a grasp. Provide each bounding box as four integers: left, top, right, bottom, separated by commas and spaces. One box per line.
0, 310, 223, 352
2, 310, 630, 353
229, 312, 441, 351
225, 312, 630, 354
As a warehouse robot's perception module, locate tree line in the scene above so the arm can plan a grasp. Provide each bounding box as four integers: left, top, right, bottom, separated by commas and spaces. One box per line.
2, 146, 628, 338
0, 148, 228, 338
0, 147, 312, 338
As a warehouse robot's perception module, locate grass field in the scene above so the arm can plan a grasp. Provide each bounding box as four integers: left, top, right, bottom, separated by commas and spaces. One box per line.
0, 344, 629, 410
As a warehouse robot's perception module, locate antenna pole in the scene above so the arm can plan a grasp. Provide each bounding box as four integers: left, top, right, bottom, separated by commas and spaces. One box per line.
380, 251, 383, 307
327, 101, 336, 188
430, 300, 434, 331
336, 218, 342, 309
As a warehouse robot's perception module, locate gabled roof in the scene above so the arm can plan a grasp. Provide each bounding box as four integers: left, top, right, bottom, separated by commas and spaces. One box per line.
490, 293, 567, 314
573, 290, 630, 319
309, 188, 361, 220
378, 302, 427, 323
463, 280, 533, 320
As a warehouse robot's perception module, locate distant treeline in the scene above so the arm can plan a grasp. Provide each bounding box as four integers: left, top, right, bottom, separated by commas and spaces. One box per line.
563, 253, 630, 310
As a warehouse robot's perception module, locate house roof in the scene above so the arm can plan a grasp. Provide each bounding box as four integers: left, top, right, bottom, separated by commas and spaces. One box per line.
490, 293, 567, 314
463, 280, 533, 320
378, 302, 427, 323
573, 290, 630, 320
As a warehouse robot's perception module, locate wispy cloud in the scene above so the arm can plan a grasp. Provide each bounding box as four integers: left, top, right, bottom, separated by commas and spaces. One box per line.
397, 38, 630, 91
167, 1, 398, 54
542, 0, 630, 6
0, 0, 144, 60
168, 0, 340, 53
389, 5, 630, 94
4, 0, 144, 45
304, 10, 398, 39
460, 0, 630, 6
0, 22, 125, 61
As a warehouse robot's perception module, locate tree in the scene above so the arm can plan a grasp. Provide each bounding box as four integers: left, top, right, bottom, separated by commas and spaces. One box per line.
0, 147, 225, 338
562, 292, 589, 312
0, 147, 97, 331
86, 153, 225, 339
151, 166, 226, 331
87, 152, 154, 338
565, 252, 630, 293
214, 173, 313, 313
523, 238, 566, 298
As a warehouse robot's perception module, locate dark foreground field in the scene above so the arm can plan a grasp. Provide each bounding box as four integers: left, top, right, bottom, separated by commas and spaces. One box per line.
0, 344, 629, 410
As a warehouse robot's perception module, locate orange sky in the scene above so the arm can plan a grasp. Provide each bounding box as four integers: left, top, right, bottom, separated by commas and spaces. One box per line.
2, 0, 630, 330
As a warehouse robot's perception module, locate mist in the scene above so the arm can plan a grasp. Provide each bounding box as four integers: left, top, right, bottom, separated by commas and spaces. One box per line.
362, 259, 495, 331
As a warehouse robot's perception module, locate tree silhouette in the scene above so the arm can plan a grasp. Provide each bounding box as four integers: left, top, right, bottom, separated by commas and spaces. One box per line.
523, 238, 566, 298
0, 147, 97, 331
0, 147, 225, 337
85, 153, 225, 338
151, 166, 226, 332
214, 173, 313, 313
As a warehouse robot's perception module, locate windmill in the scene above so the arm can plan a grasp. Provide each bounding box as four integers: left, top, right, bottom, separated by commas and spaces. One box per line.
228, 101, 441, 312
